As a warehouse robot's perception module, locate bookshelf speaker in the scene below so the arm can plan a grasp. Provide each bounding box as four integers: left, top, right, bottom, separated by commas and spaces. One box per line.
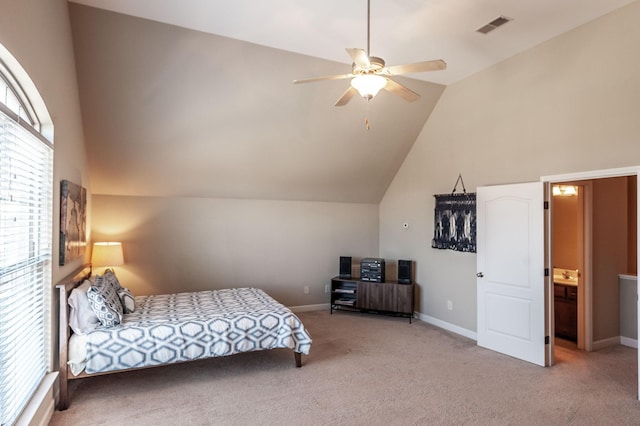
339, 256, 352, 278
398, 259, 412, 284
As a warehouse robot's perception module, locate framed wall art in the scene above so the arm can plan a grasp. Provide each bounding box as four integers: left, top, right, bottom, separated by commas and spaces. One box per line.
59, 179, 87, 265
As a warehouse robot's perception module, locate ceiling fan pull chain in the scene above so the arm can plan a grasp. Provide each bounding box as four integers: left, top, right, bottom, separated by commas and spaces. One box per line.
364, 98, 371, 130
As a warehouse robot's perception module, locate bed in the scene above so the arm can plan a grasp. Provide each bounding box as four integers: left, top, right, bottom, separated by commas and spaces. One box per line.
56, 265, 312, 410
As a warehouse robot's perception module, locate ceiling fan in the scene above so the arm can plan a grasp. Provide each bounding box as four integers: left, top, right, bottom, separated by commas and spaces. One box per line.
293, 0, 446, 107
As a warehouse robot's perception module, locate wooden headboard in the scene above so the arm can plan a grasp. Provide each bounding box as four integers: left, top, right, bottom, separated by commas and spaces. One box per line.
56, 263, 92, 410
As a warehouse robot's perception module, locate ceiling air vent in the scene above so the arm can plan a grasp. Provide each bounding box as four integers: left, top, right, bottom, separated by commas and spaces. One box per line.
476, 15, 512, 34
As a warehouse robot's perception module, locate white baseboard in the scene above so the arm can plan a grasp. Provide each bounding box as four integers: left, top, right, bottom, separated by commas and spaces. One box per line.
592, 336, 622, 351
290, 303, 329, 313
291, 305, 479, 343
291, 304, 478, 344
416, 311, 478, 341
415, 314, 639, 352
290, 304, 478, 343
620, 336, 638, 348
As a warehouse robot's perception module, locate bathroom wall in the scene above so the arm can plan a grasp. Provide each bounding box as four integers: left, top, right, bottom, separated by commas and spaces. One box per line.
552, 192, 580, 271
592, 177, 629, 342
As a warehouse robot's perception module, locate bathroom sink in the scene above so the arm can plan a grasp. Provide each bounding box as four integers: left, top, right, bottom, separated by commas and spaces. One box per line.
553, 268, 578, 286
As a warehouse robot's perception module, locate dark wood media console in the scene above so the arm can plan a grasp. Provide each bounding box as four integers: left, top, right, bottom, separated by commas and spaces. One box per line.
330, 276, 414, 322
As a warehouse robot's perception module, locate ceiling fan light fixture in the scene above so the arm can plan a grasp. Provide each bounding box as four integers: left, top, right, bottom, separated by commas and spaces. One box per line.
293, 0, 446, 107
351, 74, 387, 99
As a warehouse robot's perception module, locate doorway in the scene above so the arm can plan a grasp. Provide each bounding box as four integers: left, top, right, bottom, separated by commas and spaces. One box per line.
550, 176, 637, 354
544, 167, 639, 398
551, 182, 584, 351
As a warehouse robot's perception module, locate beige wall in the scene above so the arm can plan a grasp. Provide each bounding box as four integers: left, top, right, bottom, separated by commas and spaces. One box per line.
68, 4, 444, 205
0, 0, 91, 283
592, 177, 628, 341
380, 1, 640, 334
92, 195, 379, 307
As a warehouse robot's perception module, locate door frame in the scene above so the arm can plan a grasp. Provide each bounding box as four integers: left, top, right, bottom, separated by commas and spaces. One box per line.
541, 166, 640, 399
548, 180, 589, 352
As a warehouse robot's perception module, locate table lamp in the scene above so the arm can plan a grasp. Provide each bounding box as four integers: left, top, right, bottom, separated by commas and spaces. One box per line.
91, 242, 124, 272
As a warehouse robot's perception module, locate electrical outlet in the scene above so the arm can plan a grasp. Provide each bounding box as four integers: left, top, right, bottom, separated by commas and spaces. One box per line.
304, 286, 310, 294
447, 300, 453, 310
324, 284, 330, 293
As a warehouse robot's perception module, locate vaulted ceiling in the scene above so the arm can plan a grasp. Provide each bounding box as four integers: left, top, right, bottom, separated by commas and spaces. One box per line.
67, 0, 636, 203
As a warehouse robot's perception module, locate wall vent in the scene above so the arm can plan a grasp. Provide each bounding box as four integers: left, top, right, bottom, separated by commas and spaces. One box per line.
476, 15, 513, 34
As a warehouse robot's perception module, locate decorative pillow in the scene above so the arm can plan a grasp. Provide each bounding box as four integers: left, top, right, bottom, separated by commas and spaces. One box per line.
87, 275, 123, 327
118, 287, 136, 314
68, 279, 101, 334
102, 269, 122, 290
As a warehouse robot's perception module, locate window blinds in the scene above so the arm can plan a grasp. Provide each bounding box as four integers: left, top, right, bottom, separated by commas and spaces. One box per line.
0, 106, 53, 425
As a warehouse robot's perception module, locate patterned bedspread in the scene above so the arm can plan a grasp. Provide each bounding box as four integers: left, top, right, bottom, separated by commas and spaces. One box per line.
81, 287, 312, 374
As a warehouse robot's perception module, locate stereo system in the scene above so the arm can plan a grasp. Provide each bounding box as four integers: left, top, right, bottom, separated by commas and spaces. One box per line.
360, 258, 386, 283
338, 257, 412, 284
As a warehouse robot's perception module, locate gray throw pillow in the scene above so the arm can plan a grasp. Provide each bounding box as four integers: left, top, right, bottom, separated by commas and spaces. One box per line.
118, 287, 136, 314
103, 269, 122, 290
87, 275, 123, 327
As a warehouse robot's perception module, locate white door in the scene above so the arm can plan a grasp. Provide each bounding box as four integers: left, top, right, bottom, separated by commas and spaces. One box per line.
476, 182, 547, 366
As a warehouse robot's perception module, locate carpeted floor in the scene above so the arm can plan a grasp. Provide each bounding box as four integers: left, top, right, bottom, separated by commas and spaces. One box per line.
50, 310, 640, 425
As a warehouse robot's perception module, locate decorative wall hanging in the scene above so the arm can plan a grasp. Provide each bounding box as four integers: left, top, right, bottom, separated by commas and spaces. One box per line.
431, 174, 476, 253
59, 179, 87, 265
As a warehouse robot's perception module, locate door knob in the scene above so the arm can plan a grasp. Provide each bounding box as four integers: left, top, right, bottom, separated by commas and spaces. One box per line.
476, 272, 484, 278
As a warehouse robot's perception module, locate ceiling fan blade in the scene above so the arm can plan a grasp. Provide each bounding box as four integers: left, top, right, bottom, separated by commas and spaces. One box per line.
384, 78, 420, 102
334, 86, 358, 107
346, 48, 370, 68
293, 73, 353, 84
386, 59, 446, 76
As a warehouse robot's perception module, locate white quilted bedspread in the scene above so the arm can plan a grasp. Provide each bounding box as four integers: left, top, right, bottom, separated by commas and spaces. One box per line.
82, 287, 312, 374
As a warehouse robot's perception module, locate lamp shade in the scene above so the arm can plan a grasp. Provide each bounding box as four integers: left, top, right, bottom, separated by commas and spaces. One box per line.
350, 74, 387, 99
91, 242, 124, 267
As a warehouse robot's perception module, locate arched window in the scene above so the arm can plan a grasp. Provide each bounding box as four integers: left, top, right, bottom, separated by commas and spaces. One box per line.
0, 45, 53, 425
0, 58, 41, 130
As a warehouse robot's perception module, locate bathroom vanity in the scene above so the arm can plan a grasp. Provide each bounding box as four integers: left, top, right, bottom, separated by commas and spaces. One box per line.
554, 269, 578, 342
